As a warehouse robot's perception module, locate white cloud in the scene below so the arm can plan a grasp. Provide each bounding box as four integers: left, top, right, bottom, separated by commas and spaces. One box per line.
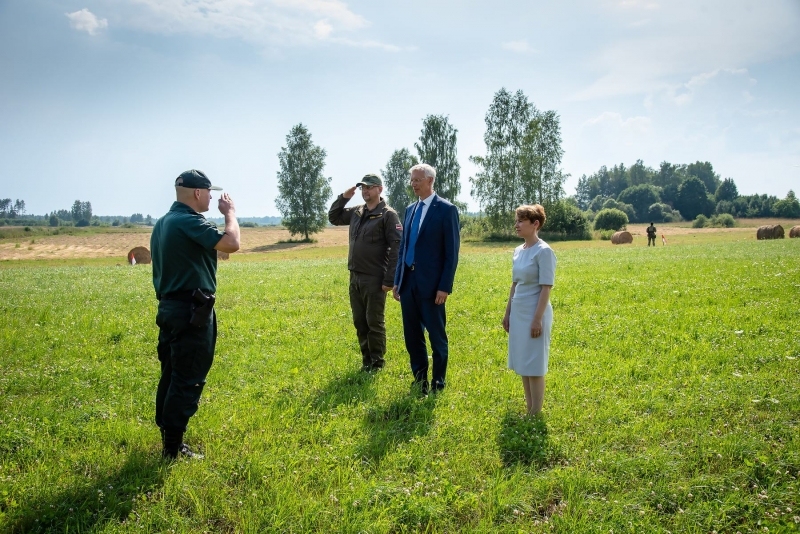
66, 9, 108, 36
314, 20, 333, 39
669, 68, 754, 105
583, 111, 652, 135
573, 0, 800, 100
120, 0, 399, 50
502, 39, 537, 54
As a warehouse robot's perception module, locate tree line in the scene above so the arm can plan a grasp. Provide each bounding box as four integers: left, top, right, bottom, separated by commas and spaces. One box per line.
574, 160, 800, 223
0, 197, 157, 228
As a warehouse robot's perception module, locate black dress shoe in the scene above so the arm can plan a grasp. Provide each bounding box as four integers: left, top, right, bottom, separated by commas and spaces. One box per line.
411, 380, 429, 396
162, 443, 204, 460
431, 381, 445, 393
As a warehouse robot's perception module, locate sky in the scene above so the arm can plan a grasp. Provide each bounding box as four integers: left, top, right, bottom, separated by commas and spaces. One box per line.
1, 0, 799, 219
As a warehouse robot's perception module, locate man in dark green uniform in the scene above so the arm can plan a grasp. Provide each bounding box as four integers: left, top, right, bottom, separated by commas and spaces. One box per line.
150, 169, 240, 459
329, 173, 402, 372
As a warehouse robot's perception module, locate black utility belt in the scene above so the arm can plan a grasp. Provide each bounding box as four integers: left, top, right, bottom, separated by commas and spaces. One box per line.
160, 289, 215, 302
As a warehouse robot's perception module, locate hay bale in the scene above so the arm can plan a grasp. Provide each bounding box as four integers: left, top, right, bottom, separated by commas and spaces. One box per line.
611, 231, 633, 245
757, 225, 785, 240
127, 246, 151, 265
217, 250, 230, 260
790, 225, 800, 238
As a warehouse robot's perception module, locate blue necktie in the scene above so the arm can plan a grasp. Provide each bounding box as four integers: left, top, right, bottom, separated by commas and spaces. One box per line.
405, 201, 423, 267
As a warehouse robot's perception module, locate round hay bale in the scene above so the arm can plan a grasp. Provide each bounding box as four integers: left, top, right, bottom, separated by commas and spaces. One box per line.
611, 231, 633, 245
772, 224, 785, 239
756, 225, 770, 240
217, 250, 230, 261
127, 246, 151, 265
790, 225, 800, 238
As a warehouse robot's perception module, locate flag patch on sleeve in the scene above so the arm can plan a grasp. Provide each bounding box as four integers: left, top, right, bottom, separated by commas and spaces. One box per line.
396, 224, 403, 230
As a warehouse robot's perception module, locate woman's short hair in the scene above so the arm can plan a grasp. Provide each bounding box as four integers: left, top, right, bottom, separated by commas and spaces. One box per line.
515, 204, 546, 228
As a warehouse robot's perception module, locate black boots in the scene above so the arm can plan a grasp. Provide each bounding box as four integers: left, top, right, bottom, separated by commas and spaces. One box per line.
161, 428, 204, 460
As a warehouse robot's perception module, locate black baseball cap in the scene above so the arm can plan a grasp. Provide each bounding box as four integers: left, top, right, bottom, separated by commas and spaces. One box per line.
175, 169, 222, 190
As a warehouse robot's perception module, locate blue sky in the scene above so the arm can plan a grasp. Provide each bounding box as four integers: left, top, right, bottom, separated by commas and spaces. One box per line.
1, 0, 798, 218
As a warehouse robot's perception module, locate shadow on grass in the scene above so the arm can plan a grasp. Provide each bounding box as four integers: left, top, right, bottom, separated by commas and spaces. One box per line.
4, 449, 165, 533
249, 241, 311, 253
498, 410, 561, 469
311, 369, 377, 410
358, 393, 437, 465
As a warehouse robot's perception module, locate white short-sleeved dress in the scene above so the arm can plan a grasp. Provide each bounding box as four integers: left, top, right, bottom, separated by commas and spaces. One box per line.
508, 240, 556, 376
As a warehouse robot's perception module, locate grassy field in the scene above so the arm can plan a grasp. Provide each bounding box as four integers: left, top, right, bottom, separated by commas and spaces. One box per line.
0, 232, 798, 532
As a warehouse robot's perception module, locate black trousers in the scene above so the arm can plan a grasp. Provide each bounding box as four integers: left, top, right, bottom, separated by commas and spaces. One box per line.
349, 271, 387, 368
399, 269, 448, 389
155, 299, 216, 434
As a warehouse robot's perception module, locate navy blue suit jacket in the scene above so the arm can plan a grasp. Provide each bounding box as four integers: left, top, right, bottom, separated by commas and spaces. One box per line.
394, 194, 460, 298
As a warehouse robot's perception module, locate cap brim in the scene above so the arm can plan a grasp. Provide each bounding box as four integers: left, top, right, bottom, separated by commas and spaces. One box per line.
209, 185, 223, 191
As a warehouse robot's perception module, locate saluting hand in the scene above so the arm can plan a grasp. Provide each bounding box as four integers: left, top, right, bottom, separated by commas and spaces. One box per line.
218, 192, 236, 215
343, 186, 357, 199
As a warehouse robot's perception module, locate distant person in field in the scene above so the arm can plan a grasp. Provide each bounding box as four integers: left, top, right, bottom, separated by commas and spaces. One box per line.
150, 169, 240, 460
328, 173, 402, 372
646, 222, 657, 246
503, 204, 556, 416
393, 163, 460, 395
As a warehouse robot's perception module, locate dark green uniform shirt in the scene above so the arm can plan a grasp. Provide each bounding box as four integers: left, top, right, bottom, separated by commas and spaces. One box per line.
151, 201, 225, 298
328, 195, 402, 287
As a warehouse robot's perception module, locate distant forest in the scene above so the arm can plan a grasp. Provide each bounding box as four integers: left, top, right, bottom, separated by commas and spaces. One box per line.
572, 160, 800, 222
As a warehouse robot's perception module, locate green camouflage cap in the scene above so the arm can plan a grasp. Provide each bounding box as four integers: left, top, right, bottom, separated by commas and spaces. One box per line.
356, 173, 383, 187
175, 169, 222, 190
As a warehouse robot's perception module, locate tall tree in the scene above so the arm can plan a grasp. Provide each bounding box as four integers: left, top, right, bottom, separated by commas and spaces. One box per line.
773, 190, 800, 218
628, 159, 653, 186
575, 174, 597, 210
675, 176, 713, 220
686, 161, 721, 194
0, 198, 12, 217
470, 88, 566, 232
13, 199, 25, 217
71, 200, 92, 223
415, 115, 463, 210
470, 88, 531, 230
715, 177, 739, 202
617, 184, 661, 222
607, 163, 629, 197
275, 123, 332, 240
520, 109, 566, 207
381, 148, 418, 218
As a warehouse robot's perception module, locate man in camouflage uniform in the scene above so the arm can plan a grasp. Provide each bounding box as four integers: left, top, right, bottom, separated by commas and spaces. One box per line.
646, 222, 657, 246
329, 173, 402, 371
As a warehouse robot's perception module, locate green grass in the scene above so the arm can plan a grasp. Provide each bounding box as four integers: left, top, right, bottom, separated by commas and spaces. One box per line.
0, 237, 798, 532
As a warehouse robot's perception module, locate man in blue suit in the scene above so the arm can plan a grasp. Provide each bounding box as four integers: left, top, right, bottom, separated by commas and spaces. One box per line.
392, 163, 460, 394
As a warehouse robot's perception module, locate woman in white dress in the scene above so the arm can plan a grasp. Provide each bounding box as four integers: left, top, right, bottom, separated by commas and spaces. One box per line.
502, 204, 556, 416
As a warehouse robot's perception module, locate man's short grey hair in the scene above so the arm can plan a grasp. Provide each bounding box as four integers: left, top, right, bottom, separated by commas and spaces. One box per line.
409, 163, 436, 181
